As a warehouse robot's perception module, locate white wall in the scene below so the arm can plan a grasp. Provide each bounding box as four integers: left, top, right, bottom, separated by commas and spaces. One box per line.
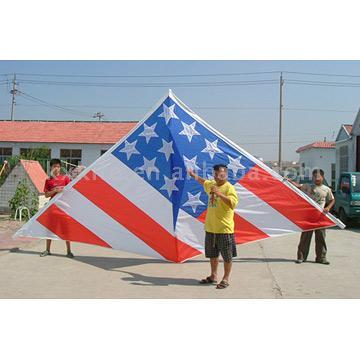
335, 138, 356, 187
0, 142, 113, 169
298, 148, 335, 186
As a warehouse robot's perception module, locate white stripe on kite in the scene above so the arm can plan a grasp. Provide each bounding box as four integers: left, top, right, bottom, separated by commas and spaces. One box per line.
56, 189, 165, 259
234, 182, 302, 236
92, 154, 175, 235
15, 218, 61, 241
176, 209, 205, 252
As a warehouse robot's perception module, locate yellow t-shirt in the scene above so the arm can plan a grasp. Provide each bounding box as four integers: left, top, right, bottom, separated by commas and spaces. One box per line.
203, 180, 238, 234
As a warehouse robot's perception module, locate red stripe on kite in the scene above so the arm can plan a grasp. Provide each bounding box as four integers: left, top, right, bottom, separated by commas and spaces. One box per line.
74, 170, 200, 262
239, 164, 334, 230
197, 210, 269, 244
37, 204, 111, 248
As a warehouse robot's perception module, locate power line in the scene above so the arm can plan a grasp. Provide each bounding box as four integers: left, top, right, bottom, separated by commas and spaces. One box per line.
286, 79, 360, 88
17, 91, 91, 118
7, 69, 360, 79
14, 71, 280, 78
285, 107, 356, 113
17, 78, 279, 88
13, 76, 360, 89
283, 70, 360, 78
239, 139, 331, 145
0, 102, 357, 113
12, 70, 360, 79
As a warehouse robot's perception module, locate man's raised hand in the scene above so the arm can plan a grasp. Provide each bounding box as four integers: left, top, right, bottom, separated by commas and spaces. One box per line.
187, 168, 206, 185
187, 168, 196, 178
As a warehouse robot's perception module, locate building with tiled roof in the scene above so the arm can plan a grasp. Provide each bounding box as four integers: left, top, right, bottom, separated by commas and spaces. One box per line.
296, 139, 336, 189
296, 141, 335, 154
0, 120, 138, 168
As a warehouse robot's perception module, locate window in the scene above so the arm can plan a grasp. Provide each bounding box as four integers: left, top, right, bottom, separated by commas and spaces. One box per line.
20, 148, 51, 158
20, 147, 51, 170
352, 174, 360, 192
20, 148, 31, 157
0, 147, 12, 164
339, 145, 349, 173
60, 149, 82, 166
331, 163, 336, 190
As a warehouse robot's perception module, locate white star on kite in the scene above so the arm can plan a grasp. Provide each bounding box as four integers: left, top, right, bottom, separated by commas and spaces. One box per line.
158, 139, 174, 161
139, 123, 158, 143
158, 104, 179, 125
137, 157, 159, 178
201, 139, 223, 159
227, 155, 246, 177
160, 175, 179, 197
183, 192, 205, 213
183, 155, 201, 171
120, 140, 140, 160
179, 121, 200, 142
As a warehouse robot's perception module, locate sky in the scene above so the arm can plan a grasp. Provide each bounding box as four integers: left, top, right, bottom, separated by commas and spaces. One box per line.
1, 60, 360, 161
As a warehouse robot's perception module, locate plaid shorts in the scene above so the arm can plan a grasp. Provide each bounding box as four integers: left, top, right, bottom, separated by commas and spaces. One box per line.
205, 232, 237, 262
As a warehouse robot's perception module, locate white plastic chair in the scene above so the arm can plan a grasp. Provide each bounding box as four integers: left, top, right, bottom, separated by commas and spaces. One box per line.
14, 206, 30, 221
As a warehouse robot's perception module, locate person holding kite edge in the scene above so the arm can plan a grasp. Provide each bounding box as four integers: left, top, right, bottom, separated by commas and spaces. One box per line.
40, 158, 74, 258
287, 168, 335, 265
188, 164, 238, 289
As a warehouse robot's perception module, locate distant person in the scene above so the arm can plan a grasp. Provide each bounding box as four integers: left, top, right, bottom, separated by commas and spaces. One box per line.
40, 158, 74, 258
188, 164, 238, 289
287, 169, 335, 265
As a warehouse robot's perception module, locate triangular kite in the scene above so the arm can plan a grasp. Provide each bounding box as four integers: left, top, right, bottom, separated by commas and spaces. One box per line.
14, 90, 345, 262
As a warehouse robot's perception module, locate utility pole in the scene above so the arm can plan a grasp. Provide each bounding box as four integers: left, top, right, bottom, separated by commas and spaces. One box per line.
10, 73, 18, 121
278, 72, 284, 174
93, 112, 104, 121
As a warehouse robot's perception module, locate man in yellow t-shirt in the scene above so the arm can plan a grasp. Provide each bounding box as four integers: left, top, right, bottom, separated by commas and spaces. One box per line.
188, 164, 238, 289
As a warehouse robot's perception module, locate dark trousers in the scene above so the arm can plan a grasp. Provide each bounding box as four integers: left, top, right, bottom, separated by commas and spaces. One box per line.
297, 229, 327, 262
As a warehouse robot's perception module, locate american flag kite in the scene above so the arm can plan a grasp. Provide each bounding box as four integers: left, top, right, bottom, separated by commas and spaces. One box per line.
14, 90, 345, 262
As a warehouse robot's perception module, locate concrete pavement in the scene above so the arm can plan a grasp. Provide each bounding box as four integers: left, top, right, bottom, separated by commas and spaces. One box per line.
0, 226, 359, 298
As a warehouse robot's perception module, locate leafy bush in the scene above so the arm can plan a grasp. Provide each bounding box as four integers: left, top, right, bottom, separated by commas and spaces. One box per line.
8, 179, 39, 220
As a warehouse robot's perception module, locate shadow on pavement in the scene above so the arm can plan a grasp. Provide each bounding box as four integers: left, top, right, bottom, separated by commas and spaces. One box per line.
120, 270, 201, 287
10, 249, 68, 258
234, 257, 296, 263
0, 247, 20, 255
7, 248, 297, 266
73, 255, 211, 271
74, 256, 169, 270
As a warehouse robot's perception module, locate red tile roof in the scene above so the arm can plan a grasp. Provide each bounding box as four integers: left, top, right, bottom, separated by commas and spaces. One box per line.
296, 141, 336, 153
0, 120, 137, 144
20, 159, 48, 193
344, 124, 353, 135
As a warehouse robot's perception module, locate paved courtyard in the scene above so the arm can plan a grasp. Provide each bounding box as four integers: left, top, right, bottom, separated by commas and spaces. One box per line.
0, 218, 359, 298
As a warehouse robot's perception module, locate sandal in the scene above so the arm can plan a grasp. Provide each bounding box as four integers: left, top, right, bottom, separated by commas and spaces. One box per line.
40, 250, 51, 257
216, 280, 229, 289
199, 276, 217, 284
